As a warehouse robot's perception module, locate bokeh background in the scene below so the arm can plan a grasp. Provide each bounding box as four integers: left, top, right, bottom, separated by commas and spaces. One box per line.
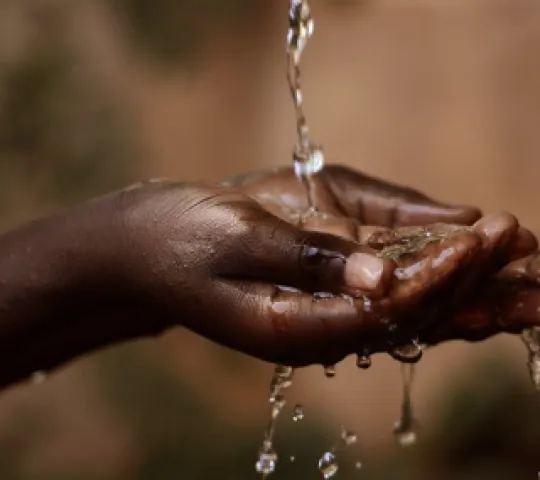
0, 0, 540, 478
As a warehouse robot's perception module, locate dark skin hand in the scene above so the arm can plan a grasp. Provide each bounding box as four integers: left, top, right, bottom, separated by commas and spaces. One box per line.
422, 252, 540, 345
0, 164, 536, 389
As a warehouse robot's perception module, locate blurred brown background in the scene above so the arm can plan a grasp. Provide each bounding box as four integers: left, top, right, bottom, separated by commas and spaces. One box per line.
0, 0, 539, 478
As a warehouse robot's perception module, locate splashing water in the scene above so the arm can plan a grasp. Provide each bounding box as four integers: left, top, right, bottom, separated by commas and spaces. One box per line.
522, 327, 540, 390
287, 0, 324, 213
256, 365, 295, 478
393, 364, 419, 447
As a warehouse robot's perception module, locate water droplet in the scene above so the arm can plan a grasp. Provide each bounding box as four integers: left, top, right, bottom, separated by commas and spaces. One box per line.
356, 352, 372, 370
393, 426, 418, 448
294, 148, 324, 178
275, 365, 294, 378
393, 364, 419, 447
324, 365, 336, 378
256, 445, 278, 475
257, 365, 295, 476
294, 88, 303, 106
30, 371, 47, 385
318, 451, 338, 479
290, 455, 295, 462
522, 328, 540, 389
271, 394, 286, 419
292, 404, 304, 422
340, 427, 357, 446
355, 461, 363, 469
362, 296, 372, 312
391, 341, 425, 363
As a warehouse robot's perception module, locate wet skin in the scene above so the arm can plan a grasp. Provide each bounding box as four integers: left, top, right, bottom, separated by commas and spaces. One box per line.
0, 164, 537, 388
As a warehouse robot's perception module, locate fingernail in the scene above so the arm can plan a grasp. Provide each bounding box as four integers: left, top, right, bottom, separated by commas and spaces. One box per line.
344, 253, 385, 291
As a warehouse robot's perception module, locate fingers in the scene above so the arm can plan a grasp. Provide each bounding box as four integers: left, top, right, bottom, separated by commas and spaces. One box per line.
215, 210, 395, 298
324, 165, 482, 227
420, 283, 540, 346
428, 213, 525, 307
508, 227, 538, 262
499, 252, 540, 283
208, 232, 486, 366
190, 281, 374, 367
388, 231, 481, 307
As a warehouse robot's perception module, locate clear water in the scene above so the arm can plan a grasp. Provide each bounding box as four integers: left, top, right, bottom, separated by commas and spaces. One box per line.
287, 0, 324, 210
256, 365, 295, 478
392, 364, 419, 447
318, 425, 361, 478
522, 327, 540, 390
292, 404, 304, 422
256, 3, 325, 477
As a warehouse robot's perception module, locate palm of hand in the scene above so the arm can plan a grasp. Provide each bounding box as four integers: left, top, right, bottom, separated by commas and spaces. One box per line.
229, 166, 539, 358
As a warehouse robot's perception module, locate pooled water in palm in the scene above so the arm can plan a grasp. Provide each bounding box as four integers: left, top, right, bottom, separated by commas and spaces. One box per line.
522, 327, 540, 390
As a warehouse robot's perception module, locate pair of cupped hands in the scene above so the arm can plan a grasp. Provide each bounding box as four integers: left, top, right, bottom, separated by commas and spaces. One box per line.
120, 165, 540, 367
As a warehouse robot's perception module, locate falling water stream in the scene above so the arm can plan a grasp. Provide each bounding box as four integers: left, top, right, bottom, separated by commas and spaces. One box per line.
257, 0, 539, 477
256, 1, 421, 476
522, 328, 540, 390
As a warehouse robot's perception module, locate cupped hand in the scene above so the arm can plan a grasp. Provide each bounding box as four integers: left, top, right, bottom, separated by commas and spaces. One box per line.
112, 166, 536, 367
2, 164, 536, 389
226, 164, 481, 228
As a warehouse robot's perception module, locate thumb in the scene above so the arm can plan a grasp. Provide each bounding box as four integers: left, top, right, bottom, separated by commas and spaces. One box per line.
217, 213, 395, 298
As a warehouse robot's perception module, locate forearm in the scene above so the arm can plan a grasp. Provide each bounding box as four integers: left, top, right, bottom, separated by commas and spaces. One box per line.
0, 200, 167, 389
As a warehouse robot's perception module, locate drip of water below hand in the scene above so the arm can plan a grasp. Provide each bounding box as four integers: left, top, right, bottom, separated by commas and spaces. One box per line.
318, 425, 360, 478
522, 327, 540, 390
393, 364, 419, 447
256, 365, 295, 478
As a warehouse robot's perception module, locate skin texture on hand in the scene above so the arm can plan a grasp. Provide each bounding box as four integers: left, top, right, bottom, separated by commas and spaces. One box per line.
0, 164, 536, 389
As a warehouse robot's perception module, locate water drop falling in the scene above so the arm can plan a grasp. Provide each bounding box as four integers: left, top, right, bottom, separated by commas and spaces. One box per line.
292, 404, 304, 422
256, 442, 278, 476
318, 451, 338, 479
391, 339, 425, 364
324, 365, 336, 378
256, 365, 295, 478
271, 394, 286, 419
340, 426, 358, 446
290, 456, 296, 462
522, 327, 540, 389
356, 349, 372, 370
287, 0, 324, 211
355, 461, 363, 470
393, 364, 419, 448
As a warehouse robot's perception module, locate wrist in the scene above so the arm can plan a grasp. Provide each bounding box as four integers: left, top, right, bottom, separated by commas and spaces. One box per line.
0, 194, 167, 340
